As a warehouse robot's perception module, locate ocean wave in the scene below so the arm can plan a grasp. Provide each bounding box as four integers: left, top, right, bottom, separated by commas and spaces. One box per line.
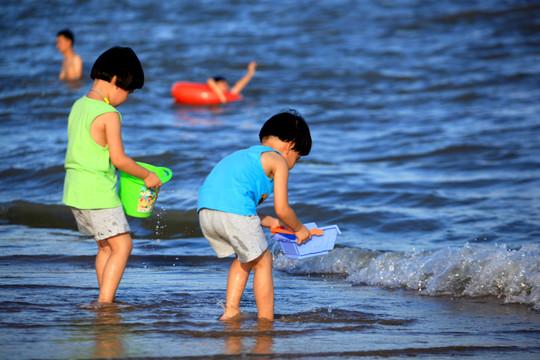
0, 200, 202, 239
273, 243, 540, 311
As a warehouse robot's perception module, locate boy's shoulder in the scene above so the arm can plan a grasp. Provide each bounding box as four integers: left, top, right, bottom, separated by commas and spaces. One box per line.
252, 144, 280, 153
228, 145, 278, 156
220, 145, 280, 167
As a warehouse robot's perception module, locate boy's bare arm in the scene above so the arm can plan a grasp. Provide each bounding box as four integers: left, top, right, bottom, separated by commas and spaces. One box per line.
206, 78, 227, 103
259, 213, 286, 230
230, 61, 257, 95
271, 155, 311, 244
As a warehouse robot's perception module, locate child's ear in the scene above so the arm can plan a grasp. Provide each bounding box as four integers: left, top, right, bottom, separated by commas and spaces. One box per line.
110, 75, 117, 86
287, 141, 296, 153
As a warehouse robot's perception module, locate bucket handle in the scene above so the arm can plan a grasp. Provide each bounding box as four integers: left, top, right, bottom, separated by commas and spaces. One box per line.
158, 167, 173, 184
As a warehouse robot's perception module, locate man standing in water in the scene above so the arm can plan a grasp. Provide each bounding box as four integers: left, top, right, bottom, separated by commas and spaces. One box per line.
56, 29, 83, 81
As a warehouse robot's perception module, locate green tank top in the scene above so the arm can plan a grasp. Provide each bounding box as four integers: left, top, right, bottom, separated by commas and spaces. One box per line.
62, 96, 122, 209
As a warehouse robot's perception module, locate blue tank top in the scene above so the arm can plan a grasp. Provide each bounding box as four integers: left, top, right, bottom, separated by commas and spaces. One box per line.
197, 145, 279, 216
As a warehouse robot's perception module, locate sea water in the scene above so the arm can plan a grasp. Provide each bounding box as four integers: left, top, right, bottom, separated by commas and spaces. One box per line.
1, 0, 539, 358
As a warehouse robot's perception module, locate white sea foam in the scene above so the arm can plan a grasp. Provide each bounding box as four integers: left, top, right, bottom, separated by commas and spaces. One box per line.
274, 243, 540, 310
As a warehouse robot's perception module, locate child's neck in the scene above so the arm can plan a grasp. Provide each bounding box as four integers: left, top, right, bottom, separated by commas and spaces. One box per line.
63, 48, 75, 59
261, 136, 290, 154
88, 80, 112, 105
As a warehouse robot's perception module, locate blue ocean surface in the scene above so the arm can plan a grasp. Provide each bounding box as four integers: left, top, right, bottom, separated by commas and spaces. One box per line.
1, 0, 539, 359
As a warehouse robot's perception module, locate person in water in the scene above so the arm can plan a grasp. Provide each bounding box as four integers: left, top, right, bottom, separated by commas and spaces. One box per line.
198, 109, 312, 321
206, 61, 257, 103
56, 29, 83, 81
63, 46, 161, 304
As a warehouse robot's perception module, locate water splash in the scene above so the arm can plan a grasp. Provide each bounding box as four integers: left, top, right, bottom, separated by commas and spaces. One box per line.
274, 243, 540, 310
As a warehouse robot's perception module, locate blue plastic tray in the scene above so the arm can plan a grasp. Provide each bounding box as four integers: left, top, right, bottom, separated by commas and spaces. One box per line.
273, 222, 341, 259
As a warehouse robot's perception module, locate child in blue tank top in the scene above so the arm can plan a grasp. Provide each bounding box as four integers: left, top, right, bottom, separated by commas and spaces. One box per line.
198, 109, 312, 321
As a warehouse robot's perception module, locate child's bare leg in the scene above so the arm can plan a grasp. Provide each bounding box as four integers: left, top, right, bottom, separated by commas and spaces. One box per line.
95, 239, 112, 290
96, 232, 133, 303
221, 257, 251, 320
251, 250, 274, 321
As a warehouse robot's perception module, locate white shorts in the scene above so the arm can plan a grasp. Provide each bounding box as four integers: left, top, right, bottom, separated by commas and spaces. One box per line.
71, 206, 131, 241
198, 209, 268, 263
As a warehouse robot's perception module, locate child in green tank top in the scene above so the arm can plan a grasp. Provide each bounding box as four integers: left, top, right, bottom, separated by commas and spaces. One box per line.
63, 46, 161, 304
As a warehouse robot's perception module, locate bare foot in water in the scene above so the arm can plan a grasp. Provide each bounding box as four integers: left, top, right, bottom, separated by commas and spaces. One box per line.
220, 305, 241, 320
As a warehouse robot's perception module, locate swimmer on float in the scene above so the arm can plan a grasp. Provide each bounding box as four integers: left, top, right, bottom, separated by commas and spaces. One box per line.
206, 61, 257, 103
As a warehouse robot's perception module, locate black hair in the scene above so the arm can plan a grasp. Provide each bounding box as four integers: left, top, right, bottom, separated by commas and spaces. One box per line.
90, 46, 144, 91
259, 108, 312, 156
212, 76, 227, 83
57, 29, 74, 44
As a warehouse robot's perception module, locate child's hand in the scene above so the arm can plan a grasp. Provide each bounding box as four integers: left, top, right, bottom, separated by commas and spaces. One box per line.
264, 215, 286, 231
295, 225, 312, 245
247, 61, 257, 74
268, 219, 288, 233
144, 171, 162, 189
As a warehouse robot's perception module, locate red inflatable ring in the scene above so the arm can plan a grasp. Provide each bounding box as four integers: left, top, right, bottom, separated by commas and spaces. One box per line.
171, 81, 243, 105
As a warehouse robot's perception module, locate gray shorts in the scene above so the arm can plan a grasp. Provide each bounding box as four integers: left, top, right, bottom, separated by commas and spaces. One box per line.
71, 206, 131, 241
198, 209, 268, 263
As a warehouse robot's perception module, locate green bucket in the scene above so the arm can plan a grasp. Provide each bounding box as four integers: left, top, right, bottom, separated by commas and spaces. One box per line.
118, 162, 173, 218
